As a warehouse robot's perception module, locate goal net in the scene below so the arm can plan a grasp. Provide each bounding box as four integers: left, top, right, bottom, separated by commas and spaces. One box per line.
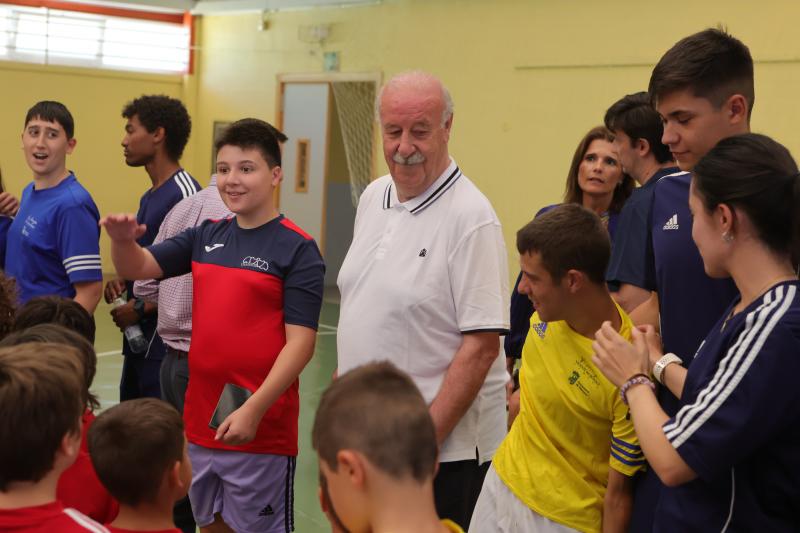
331, 81, 376, 207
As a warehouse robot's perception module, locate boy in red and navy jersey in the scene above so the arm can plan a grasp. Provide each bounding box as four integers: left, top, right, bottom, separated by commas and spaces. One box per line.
102, 118, 324, 533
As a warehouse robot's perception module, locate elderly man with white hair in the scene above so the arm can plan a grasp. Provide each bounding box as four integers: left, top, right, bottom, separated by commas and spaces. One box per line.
336, 71, 510, 529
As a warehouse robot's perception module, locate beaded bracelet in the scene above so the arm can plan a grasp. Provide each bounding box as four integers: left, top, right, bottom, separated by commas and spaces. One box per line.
620, 373, 655, 405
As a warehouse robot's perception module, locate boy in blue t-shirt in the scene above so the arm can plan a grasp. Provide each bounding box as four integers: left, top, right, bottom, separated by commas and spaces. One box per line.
101, 118, 324, 533
103, 95, 200, 403
4, 101, 102, 314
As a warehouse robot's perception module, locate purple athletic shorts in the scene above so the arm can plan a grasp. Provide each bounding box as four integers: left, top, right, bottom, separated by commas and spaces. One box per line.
188, 443, 296, 533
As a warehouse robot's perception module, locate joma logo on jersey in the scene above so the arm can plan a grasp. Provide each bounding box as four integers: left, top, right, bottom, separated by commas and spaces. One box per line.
242, 256, 269, 272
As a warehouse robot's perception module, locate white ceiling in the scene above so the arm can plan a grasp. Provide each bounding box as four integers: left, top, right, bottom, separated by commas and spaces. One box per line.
68, 0, 381, 14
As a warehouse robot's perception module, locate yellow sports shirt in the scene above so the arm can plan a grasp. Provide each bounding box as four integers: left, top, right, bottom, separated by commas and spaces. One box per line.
493, 304, 644, 533
441, 519, 465, 532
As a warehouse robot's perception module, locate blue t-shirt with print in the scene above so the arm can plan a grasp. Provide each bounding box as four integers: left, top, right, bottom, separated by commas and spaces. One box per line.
4, 174, 101, 303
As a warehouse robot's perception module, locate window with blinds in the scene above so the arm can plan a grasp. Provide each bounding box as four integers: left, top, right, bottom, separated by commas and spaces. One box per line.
0, 5, 190, 74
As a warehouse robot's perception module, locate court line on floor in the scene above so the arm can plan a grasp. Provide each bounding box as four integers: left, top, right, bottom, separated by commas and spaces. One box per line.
294, 507, 330, 529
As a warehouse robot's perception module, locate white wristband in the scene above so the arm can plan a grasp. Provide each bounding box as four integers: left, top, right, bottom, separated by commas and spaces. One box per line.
653, 353, 682, 385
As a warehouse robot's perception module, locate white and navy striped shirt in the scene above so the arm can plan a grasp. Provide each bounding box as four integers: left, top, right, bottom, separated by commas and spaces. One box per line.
338, 158, 510, 464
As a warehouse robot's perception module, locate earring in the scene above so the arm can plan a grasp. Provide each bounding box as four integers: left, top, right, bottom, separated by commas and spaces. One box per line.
722, 232, 734, 243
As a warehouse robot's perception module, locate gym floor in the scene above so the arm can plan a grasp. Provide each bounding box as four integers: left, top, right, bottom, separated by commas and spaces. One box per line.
93, 291, 339, 532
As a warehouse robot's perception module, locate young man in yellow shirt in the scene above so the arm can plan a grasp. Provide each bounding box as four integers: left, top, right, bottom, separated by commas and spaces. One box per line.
471, 204, 644, 533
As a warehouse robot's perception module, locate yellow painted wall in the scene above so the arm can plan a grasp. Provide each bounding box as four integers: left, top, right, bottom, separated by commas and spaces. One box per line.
0, 61, 196, 270
194, 0, 800, 280
3, 0, 800, 279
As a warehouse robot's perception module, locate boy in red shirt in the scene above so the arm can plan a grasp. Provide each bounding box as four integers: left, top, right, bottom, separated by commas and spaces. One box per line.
89, 398, 190, 533
101, 118, 324, 532
2, 323, 118, 523
9, 299, 119, 522
0, 342, 108, 532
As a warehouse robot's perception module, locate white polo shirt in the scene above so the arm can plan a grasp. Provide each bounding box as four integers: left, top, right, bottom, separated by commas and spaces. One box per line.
337, 159, 510, 463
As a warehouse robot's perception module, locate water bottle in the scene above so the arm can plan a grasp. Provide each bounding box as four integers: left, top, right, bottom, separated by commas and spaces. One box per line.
112, 296, 149, 354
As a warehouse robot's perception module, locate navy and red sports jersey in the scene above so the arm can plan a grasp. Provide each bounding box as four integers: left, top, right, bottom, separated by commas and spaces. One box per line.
148, 215, 325, 455
656, 281, 800, 532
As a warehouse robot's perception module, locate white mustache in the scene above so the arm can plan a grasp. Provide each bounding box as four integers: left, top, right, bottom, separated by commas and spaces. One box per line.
392, 151, 425, 165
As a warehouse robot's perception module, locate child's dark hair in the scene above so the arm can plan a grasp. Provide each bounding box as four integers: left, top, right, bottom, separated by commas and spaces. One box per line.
649, 28, 754, 119
0, 324, 100, 412
312, 362, 437, 483
692, 133, 800, 266
14, 295, 96, 343
25, 101, 75, 139
89, 398, 184, 506
517, 203, 610, 285
0, 343, 84, 490
215, 118, 282, 168
122, 95, 191, 161
604, 92, 673, 164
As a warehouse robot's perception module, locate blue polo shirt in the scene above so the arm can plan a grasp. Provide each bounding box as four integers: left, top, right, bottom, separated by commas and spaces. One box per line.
123, 169, 200, 359
655, 281, 800, 532
606, 167, 680, 288
505, 204, 620, 358
4, 174, 101, 303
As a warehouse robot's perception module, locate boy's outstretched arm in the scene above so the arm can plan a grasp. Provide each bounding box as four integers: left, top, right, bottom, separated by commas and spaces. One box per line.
215, 324, 317, 445
100, 214, 164, 281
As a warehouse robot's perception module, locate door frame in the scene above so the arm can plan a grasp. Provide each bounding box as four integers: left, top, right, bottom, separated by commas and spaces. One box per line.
275, 72, 382, 254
